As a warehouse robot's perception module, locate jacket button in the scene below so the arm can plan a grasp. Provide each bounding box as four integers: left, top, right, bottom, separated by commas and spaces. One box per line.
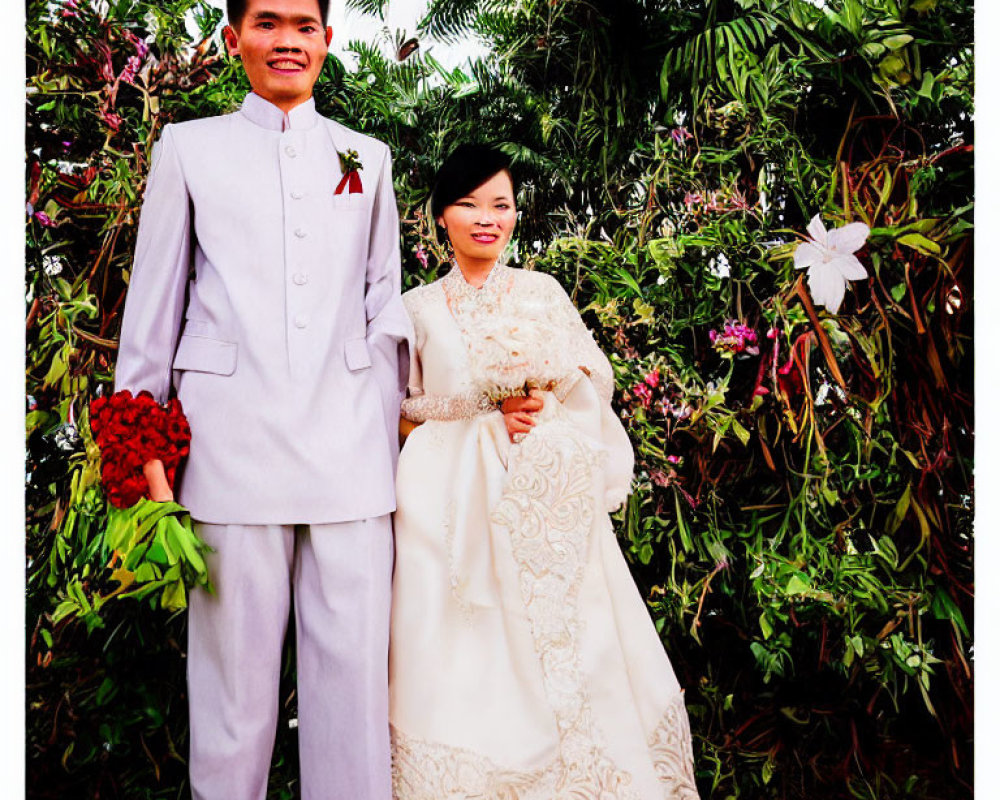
285, 145, 297, 157
293, 273, 308, 285
294, 228, 307, 238
294, 314, 309, 329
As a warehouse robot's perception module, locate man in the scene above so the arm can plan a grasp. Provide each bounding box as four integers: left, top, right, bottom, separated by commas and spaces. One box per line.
108, 0, 410, 797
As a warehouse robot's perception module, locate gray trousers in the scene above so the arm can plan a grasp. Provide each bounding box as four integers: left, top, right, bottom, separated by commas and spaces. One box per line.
187, 517, 393, 800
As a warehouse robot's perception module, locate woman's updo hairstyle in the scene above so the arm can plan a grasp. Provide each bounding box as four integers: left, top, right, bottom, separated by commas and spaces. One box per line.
430, 144, 518, 221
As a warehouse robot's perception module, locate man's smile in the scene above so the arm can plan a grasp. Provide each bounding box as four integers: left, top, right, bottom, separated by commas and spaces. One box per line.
267, 57, 306, 72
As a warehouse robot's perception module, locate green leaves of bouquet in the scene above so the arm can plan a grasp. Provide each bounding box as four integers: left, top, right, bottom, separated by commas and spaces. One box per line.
51, 498, 213, 633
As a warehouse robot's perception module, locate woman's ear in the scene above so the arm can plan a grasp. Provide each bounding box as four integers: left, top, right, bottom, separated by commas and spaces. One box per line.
223, 25, 240, 57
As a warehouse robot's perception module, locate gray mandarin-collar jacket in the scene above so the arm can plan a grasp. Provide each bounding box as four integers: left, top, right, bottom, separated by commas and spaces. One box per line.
113, 93, 412, 524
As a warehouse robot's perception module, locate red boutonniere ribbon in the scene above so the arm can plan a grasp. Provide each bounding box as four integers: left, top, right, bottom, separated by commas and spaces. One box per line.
90, 390, 191, 508
335, 148, 363, 195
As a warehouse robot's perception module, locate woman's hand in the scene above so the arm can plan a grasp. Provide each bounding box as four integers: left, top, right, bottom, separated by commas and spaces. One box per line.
501, 390, 544, 443
143, 458, 174, 503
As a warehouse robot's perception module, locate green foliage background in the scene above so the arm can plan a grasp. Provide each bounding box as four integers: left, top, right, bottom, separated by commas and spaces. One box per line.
26, 0, 973, 797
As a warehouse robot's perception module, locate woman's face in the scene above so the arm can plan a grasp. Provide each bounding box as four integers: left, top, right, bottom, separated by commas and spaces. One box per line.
438, 170, 517, 266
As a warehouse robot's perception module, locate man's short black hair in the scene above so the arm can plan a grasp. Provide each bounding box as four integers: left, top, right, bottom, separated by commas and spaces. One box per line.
227, 0, 330, 27
431, 144, 518, 221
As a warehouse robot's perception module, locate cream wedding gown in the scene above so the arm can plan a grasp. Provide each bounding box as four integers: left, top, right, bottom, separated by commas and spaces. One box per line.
389, 264, 699, 800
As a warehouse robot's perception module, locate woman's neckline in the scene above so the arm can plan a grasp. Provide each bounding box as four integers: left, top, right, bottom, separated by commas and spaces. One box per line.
444, 260, 504, 292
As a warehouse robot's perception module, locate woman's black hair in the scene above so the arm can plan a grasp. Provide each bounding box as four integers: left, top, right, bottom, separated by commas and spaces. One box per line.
430, 144, 517, 221
227, 0, 330, 26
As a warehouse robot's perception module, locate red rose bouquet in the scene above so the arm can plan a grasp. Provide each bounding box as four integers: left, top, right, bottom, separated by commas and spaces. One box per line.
89, 390, 191, 508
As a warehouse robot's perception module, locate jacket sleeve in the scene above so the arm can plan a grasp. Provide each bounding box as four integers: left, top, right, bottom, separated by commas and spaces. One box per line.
364, 144, 414, 465
113, 124, 192, 403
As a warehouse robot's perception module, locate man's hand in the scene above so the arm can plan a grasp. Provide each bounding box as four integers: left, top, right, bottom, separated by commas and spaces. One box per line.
501, 390, 544, 443
143, 458, 175, 503
400, 417, 421, 443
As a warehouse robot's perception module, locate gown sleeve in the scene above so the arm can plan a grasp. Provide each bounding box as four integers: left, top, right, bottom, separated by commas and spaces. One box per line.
540, 275, 617, 405
539, 274, 634, 511
399, 291, 496, 423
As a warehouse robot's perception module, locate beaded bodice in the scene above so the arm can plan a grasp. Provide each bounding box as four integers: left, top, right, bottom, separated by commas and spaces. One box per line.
400, 265, 615, 423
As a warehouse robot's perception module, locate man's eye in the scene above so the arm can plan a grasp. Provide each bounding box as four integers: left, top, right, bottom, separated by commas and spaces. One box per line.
258, 21, 274, 29
300, 25, 316, 33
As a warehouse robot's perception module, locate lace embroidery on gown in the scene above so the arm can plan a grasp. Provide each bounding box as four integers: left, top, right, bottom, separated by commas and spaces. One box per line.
390, 264, 700, 799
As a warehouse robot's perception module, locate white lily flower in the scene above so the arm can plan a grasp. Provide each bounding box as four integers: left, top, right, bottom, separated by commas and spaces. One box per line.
793, 214, 870, 313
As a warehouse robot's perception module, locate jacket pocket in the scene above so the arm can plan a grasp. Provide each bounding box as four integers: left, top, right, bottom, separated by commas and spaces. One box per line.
172, 334, 238, 376
331, 192, 367, 213
344, 337, 371, 372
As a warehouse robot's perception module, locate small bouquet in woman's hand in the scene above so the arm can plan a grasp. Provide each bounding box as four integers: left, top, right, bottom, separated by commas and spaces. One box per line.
475, 313, 577, 405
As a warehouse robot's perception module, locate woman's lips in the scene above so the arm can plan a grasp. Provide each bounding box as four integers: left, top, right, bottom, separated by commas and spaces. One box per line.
471, 233, 500, 244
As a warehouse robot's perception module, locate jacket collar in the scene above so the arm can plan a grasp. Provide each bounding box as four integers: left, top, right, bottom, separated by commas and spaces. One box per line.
240, 92, 319, 132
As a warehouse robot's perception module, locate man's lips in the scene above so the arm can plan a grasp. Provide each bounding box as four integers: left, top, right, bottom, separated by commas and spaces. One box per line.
268, 59, 306, 72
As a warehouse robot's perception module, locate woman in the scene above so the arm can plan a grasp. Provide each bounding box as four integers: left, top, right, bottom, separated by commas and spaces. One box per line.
389, 144, 699, 799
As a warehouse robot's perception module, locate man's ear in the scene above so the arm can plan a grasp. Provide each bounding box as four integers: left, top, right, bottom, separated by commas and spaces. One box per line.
223, 25, 240, 57
325, 26, 333, 47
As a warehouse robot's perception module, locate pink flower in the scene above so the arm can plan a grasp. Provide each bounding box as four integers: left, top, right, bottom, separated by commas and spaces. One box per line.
101, 110, 124, 132
125, 31, 150, 60
415, 245, 429, 269
632, 382, 653, 408
666, 454, 681, 465
650, 469, 674, 488
61, 0, 79, 18
34, 211, 54, 227
730, 190, 751, 211
120, 55, 142, 85
644, 369, 660, 388
670, 127, 693, 146
710, 320, 759, 357
683, 192, 703, 210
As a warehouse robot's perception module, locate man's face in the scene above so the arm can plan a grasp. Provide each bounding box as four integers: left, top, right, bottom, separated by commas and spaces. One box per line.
224, 0, 332, 112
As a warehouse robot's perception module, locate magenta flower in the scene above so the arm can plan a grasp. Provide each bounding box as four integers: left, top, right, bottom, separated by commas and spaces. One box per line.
61, 0, 79, 18
670, 127, 693, 146
644, 369, 660, 388
101, 110, 124, 132
709, 321, 759, 358
125, 31, 150, 60
632, 382, 653, 408
34, 211, 54, 227
120, 55, 142, 85
415, 245, 429, 269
